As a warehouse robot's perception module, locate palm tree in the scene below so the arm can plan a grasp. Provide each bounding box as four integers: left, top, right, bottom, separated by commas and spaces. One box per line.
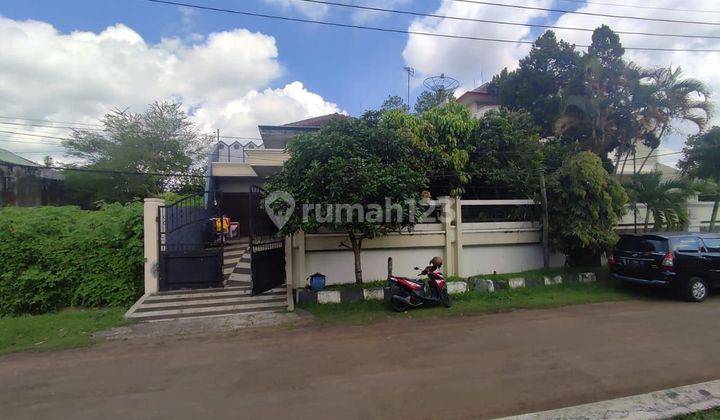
623, 172, 695, 232
634, 67, 712, 174
679, 127, 720, 231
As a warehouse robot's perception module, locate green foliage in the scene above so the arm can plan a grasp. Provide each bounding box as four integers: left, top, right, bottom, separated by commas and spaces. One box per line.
489, 31, 581, 136
679, 126, 720, 230
62, 102, 210, 207
466, 108, 543, 197
266, 111, 427, 283
414, 89, 454, 114
380, 95, 409, 113
416, 102, 476, 196
492, 26, 711, 173
0, 204, 143, 316
623, 172, 695, 232
547, 152, 627, 266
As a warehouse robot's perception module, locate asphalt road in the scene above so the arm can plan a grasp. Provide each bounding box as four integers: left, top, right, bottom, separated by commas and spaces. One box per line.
3, 298, 720, 420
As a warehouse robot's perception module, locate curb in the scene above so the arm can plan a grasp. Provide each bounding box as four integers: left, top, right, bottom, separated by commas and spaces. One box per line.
296, 272, 597, 305
496, 378, 720, 419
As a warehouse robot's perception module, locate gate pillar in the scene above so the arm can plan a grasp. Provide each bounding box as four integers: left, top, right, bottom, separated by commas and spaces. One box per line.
144, 198, 165, 294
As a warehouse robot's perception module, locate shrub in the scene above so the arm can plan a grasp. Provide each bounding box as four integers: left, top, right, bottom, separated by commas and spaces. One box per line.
0, 203, 143, 316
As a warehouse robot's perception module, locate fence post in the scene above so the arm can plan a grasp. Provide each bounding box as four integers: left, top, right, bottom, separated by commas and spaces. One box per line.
440, 196, 455, 277
454, 197, 463, 277
285, 235, 295, 311
143, 198, 165, 295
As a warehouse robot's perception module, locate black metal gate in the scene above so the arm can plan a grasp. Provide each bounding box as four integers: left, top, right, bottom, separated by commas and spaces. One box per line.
249, 185, 286, 295
158, 192, 224, 291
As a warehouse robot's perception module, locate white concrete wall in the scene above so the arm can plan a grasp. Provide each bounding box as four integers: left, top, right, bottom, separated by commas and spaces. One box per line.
462, 244, 565, 276
304, 246, 446, 287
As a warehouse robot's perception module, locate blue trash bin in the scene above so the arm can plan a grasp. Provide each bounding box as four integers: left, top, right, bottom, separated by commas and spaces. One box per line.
309, 273, 326, 291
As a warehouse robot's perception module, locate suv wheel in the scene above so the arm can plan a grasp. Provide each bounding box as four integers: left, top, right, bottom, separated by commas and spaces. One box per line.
684, 277, 708, 302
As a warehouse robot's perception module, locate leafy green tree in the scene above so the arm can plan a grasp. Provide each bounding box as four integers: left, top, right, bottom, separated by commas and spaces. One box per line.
62, 102, 209, 206
380, 95, 409, 113
266, 111, 427, 284
623, 172, 695, 232
547, 152, 627, 266
679, 127, 720, 231
489, 31, 581, 136
414, 89, 454, 114
466, 108, 543, 198
415, 102, 476, 197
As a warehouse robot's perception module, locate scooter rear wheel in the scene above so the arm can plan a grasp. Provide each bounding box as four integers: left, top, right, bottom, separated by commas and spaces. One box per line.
440, 288, 452, 308
391, 297, 408, 312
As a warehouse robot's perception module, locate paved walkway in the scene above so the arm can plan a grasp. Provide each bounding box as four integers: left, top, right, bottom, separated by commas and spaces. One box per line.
3, 299, 720, 419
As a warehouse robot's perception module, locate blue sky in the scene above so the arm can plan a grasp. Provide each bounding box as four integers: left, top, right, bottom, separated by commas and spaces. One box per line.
2, 0, 447, 115
0, 0, 717, 165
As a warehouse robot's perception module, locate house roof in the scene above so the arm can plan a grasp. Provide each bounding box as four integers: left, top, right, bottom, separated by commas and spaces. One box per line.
0, 148, 39, 166
456, 83, 500, 106
280, 113, 349, 128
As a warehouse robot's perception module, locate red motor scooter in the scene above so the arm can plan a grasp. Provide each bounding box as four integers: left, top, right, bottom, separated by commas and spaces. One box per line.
388, 256, 452, 312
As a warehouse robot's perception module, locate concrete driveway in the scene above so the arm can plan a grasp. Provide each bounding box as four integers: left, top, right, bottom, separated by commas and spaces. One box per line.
2, 298, 720, 419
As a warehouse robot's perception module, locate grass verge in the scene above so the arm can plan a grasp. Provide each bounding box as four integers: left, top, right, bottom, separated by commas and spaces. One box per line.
321, 267, 607, 291
0, 308, 128, 355
674, 408, 720, 419
301, 280, 633, 325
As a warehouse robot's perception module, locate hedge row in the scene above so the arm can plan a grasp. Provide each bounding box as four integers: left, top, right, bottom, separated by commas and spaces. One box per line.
0, 203, 144, 316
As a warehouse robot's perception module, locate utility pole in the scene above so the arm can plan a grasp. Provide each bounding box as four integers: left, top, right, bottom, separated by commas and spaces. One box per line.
540, 171, 550, 269
403, 66, 414, 111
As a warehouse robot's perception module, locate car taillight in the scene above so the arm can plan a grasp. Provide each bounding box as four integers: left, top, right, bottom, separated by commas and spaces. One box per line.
608, 253, 617, 266
661, 252, 675, 271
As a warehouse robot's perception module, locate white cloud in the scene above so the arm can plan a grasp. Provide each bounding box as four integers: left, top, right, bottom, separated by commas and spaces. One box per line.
262, 0, 329, 19
0, 16, 341, 162
350, 0, 413, 24
402, 0, 553, 92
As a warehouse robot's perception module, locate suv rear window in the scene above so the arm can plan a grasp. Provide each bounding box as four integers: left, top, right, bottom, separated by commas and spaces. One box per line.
671, 236, 703, 253
616, 236, 668, 252
702, 238, 720, 253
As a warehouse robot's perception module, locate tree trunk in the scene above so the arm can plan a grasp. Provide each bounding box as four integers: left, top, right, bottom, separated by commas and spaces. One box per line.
349, 233, 363, 285
710, 197, 720, 232
644, 206, 651, 233
637, 126, 667, 174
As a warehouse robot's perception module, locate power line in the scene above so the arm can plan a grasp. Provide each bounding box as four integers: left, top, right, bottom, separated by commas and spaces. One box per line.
0, 115, 103, 128
550, 0, 720, 14
451, 0, 720, 26
292, 0, 720, 40
0, 130, 74, 142
0, 121, 103, 131
142, 0, 720, 53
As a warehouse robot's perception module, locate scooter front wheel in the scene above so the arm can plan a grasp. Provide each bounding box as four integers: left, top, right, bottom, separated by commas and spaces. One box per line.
391, 297, 408, 312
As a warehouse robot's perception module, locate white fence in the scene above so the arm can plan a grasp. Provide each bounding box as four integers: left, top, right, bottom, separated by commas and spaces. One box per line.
285, 197, 565, 288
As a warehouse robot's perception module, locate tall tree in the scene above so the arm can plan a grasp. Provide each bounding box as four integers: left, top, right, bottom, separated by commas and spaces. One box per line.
380, 95, 409, 113
265, 111, 427, 284
679, 127, 720, 231
63, 102, 209, 205
623, 172, 695, 232
489, 31, 581, 137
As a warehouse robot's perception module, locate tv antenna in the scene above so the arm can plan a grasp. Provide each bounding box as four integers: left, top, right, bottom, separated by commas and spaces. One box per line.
403, 66, 415, 110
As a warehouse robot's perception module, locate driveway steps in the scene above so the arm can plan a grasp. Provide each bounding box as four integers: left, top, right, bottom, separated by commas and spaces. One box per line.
126, 287, 288, 321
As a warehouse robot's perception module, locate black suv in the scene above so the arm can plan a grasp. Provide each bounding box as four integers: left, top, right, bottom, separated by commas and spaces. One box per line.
610, 233, 720, 302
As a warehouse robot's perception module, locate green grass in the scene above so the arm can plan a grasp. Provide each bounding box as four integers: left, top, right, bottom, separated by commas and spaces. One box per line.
0, 308, 128, 355
470, 266, 605, 281
301, 281, 633, 325
674, 408, 720, 419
